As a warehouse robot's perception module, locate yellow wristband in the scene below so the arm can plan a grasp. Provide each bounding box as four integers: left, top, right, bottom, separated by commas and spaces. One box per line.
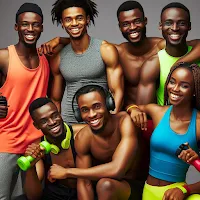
176, 185, 187, 194
126, 104, 139, 113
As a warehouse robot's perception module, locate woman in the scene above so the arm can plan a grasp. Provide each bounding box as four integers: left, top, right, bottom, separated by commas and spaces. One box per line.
129, 62, 200, 199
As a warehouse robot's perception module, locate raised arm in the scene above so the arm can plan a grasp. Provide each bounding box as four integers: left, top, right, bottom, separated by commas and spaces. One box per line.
101, 41, 124, 113
49, 53, 65, 112
136, 55, 160, 105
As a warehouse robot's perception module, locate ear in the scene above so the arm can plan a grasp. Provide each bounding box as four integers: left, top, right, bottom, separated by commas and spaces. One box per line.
159, 22, 162, 30
144, 17, 147, 25
188, 22, 191, 31
61, 21, 64, 29
14, 24, 18, 31
86, 15, 90, 25
41, 24, 43, 32
33, 122, 40, 130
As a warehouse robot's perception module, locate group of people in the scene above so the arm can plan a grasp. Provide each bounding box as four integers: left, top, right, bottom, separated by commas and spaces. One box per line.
0, 0, 200, 200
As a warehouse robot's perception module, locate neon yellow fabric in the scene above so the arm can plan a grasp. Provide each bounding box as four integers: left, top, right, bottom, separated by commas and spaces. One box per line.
156, 46, 192, 106
142, 182, 200, 200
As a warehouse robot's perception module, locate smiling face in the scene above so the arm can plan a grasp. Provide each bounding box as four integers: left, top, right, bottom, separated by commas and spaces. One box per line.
118, 8, 147, 45
61, 7, 89, 40
160, 8, 191, 46
32, 102, 64, 138
15, 12, 43, 46
78, 91, 109, 134
167, 67, 194, 106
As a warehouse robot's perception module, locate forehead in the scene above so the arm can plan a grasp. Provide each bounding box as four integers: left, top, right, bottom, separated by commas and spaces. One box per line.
62, 7, 86, 18
118, 9, 143, 22
18, 12, 42, 23
161, 8, 189, 21
33, 103, 57, 119
171, 68, 193, 83
78, 91, 105, 106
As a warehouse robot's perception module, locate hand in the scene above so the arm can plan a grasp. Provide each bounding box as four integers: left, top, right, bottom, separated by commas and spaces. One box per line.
0, 105, 8, 118
25, 143, 45, 166
48, 164, 68, 182
163, 187, 185, 200
178, 143, 199, 163
129, 108, 148, 131
38, 37, 60, 56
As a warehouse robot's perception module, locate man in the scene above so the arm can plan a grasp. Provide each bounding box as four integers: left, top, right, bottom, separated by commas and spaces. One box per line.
24, 97, 85, 200
0, 3, 49, 199
48, 0, 123, 125
48, 85, 140, 200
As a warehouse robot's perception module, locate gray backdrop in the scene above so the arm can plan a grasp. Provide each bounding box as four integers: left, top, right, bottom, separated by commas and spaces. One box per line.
0, 0, 200, 184
0, 0, 200, 47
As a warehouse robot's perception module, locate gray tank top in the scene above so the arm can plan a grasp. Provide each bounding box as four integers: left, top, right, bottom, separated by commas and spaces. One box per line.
60, 37, 108, 124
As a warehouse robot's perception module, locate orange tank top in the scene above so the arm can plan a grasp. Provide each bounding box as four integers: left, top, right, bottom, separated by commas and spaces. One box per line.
0, 45, 49, 154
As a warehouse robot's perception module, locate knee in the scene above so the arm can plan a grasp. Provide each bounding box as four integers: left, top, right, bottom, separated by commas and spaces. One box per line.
96, 178, 115, 194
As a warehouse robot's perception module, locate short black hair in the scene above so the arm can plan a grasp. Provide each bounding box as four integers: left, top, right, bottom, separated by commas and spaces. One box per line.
16, 3, 43, 23
117, 0, 144, 19
161, 2, 190, 21
29, 98, 53, 118
51, 0, 98, 26
75, 85, 107, 103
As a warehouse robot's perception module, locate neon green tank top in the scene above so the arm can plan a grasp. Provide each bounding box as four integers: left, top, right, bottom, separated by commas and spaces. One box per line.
156, 46, 195, 105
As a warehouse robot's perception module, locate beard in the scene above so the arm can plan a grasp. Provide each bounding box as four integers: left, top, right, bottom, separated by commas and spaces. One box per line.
122, 27, 147, 46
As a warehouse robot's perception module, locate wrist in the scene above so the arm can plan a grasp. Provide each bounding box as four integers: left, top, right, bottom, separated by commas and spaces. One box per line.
183, 184, 191, 195
126, 104, 140, 114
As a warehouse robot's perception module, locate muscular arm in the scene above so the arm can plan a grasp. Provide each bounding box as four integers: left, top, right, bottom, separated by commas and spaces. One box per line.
24, 160, 44, 200
67, 114, 137, 180
101, 41, 124, 113
49, 53, 65, 112
136, 55, 160, 104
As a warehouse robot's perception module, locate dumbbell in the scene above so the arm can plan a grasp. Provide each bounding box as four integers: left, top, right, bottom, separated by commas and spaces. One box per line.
176, 143, 200, 172
0, 95, 7, 106
17, 141, 52, 171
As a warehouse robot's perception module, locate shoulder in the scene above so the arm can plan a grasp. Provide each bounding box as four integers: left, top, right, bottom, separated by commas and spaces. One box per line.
196, 111, 200, 141
0, 48, 9, 70
100, 40, 117, 52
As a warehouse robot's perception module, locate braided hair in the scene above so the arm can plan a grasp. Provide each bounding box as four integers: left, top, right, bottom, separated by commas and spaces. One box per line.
164, 62, 200, 110
51, 0, 98, 26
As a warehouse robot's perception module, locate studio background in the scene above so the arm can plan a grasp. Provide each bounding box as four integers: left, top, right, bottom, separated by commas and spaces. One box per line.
0, 0, 200, 184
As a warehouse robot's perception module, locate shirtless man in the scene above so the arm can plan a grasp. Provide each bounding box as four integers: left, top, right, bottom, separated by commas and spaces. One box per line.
47, 85, 141, 200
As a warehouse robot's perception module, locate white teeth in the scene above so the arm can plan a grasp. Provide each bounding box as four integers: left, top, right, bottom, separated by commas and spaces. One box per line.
170, 34, 180, 40
25, 35, 34, 40
90, 119, 99, 125
171, 93, 181, 100
71, 28, 79, 33
130, 32, 139, 38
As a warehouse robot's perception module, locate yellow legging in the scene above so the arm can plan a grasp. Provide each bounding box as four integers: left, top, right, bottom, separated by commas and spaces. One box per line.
142, 182, 200, 200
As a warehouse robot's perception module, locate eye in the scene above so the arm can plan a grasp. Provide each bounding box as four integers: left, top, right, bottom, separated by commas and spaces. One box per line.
40, 119, 47, 125
52, 112, 59, 119
81, 107, 89, 113
21, 23, 28, 27
33, 22, 40, 27
178, 21, 186, 26
134, 19, 142, 24
122, 22, 129, 27
181, 84, 189, 89
169, 79, 175, 85
77, 16, 84, 21
94, 103, 101, 110
65, 18, 71, 23
164, 21, 173, 26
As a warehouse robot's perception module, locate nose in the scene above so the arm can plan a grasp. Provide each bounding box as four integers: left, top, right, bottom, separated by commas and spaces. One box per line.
129, 22, 136, 30
71, 19, 78, 26
172, 84, 180, 92
171, 23, 179, 31
88, 109, 97, 118
27, 24, 33, 31
48, 118, 56, 125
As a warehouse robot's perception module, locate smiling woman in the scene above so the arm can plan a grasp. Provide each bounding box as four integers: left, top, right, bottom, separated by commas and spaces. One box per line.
129, 62, 200, 200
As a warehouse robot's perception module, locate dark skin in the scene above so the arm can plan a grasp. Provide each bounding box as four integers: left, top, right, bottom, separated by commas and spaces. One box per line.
130, 67, 200, 199
47, 7, 123, 113
0, 12, 43, 118
39, 7, 200, 109
48, 91, 139, 200
129, 8, 197, 130
24, 102, 85, 200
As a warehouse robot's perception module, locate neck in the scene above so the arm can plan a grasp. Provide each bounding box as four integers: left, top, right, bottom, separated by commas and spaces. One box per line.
70, 33, 90, 54
165, 41, 188, 57
15, 42, 38, 57
127, 37, 152, 56
171, 104, 193, 121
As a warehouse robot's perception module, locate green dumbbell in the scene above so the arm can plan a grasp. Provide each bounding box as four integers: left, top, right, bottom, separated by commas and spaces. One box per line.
17, 141, 51, 171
